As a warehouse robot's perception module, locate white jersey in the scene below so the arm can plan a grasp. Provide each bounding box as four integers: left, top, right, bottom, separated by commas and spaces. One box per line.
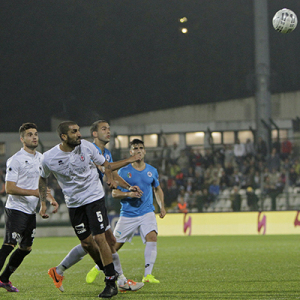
40, 139, 105, 208
5, 148, 42, 214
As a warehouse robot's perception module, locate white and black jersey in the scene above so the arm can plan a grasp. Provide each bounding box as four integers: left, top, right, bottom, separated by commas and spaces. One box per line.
40, 139, 106, 208
5, 148, 42, 214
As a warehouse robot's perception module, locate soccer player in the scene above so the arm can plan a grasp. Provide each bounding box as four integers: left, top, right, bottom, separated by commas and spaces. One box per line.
39, 120, 125, 298
0, 123, 58, 292
88, 138, 166, 284
48, 120, 144, 292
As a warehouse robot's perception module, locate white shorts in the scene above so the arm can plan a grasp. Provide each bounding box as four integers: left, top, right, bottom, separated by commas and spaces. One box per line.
114, 212, 157, 244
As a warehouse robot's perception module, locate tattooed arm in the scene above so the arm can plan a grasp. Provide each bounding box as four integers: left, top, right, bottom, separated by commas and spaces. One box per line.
38, 176, 50, 219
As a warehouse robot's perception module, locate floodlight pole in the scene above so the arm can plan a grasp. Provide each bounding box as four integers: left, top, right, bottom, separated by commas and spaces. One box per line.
254, 0, 272, 153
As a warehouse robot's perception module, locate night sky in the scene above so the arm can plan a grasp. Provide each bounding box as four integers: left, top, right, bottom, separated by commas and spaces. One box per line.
1, 0, 300, 132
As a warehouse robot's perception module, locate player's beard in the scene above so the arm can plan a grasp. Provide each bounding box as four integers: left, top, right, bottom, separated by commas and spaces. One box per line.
24, 141, 38, 151
66, 136, 81, 148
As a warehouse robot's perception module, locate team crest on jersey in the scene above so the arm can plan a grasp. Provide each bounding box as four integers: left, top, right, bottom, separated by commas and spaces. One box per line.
147, 171, 152, 177
80, 154, 85, 161
127, 172, 132, 178
105, 154, 110, 161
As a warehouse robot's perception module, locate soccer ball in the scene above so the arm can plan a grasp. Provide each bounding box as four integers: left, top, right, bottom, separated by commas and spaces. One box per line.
272, 8, 298, 33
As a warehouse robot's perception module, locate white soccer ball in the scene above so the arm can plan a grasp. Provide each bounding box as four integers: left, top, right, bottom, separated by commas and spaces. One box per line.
272, 8, 298, 33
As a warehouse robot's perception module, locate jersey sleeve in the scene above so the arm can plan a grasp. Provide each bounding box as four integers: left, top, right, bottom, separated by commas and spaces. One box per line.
39, 155, 51, 178
89, 142, 106, 166
152, 167, 160, 188
5, 157, 20, 183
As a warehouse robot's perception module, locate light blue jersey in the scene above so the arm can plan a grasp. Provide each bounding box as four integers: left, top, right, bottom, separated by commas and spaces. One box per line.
93, 143, 113, 183
118, 163, 160, 217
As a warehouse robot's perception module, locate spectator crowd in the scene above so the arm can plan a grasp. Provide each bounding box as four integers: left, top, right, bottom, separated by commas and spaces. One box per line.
0, 136, 298, 217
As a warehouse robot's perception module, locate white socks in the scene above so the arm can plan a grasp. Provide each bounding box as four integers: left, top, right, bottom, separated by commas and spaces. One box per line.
144, 242, 157, 277
57, 244, 87, 275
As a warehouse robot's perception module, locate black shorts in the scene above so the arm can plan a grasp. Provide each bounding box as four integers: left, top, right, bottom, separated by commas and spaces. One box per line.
68, 198, 109, 241
4, 208, 36, 247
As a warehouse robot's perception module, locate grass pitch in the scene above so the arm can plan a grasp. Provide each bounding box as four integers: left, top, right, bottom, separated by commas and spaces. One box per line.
0, 235, 299, 299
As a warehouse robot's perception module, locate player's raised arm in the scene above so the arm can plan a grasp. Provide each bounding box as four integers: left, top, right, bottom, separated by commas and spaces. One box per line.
102, 160, 118, 189
109, 153, 142, 171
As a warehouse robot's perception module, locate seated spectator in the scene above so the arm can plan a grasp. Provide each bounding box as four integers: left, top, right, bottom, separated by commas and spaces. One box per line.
193, 170, 204, 191
256, 136, 268, 162
177, 196, 188, 213
246, 187, 259, 211
208, 179, 220, 202
193, 190, 204, 212
169, 162, 181, 178
219, 170, 230, 190
224, 161, 234, 176
194, 150, 205, 173
263, 176, 281, 211
267, 148, 281, 172
196, 188, 214, 211
294, 159, 300, 176
229, 169, 242, 187
289, 167, 298, 187
177, 186, 189, 213
230, 186, 242, 212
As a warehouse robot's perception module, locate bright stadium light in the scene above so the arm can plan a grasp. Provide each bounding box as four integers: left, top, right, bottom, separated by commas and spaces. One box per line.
179, 17, 188, 23
181, 27, 188, 34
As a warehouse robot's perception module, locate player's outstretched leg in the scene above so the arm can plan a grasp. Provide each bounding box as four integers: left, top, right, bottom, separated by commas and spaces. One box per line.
48, 267, 64, 292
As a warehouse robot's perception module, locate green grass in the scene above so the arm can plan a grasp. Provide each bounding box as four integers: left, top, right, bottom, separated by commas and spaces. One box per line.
0, 235, 299, 299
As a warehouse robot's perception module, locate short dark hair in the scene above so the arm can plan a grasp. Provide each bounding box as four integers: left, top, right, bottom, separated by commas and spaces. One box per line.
19, 123, 38, 137
130, 139, 144, 147
90, 120, 108, 137
57, 121, 77, 141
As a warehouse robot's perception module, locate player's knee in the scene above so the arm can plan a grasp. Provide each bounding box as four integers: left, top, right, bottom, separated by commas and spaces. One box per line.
146, 231, 157, 242
19, 246, 32, 252
81, 237, 95, 252
107, 235, 116, 249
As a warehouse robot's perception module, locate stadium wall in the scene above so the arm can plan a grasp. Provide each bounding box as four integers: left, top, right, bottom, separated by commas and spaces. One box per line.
156, 211, 300, 236
1, 211, 299, 238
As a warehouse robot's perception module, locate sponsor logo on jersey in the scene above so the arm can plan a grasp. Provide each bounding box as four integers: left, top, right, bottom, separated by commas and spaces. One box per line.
75, 223, 87, 234
58, 160, 64, 165
80, 155, 85, 161
147, 171, 152, 177
114, 230, 122, 239
105, 154, 110, 161
12, 232, 21, 243
127, 172, 132, 178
